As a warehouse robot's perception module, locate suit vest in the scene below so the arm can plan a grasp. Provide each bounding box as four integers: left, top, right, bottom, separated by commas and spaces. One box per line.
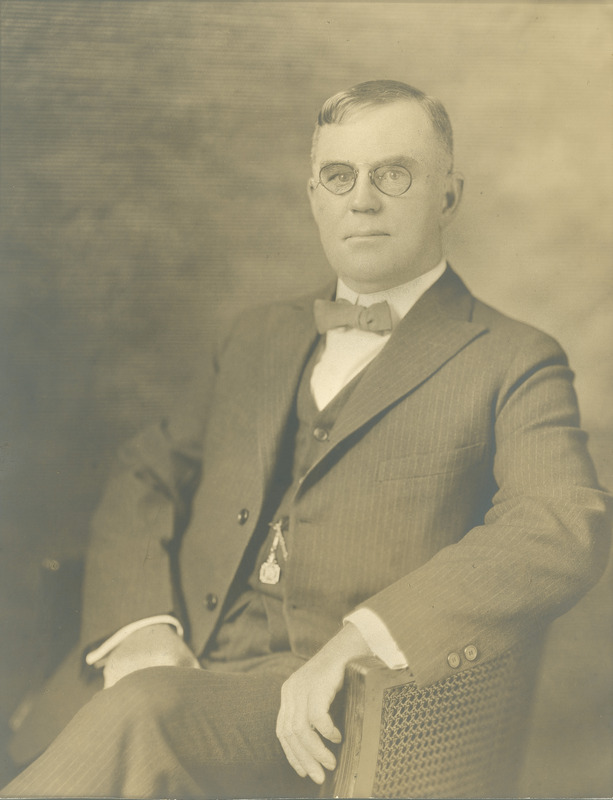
202, 338, 365, 664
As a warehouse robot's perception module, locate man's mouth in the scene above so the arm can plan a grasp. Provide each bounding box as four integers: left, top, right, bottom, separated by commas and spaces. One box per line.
344, 231, 389, 239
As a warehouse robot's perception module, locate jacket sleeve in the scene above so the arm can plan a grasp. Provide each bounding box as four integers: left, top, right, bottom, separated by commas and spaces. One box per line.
80, 408, 207, 650
360, 331, 612, 686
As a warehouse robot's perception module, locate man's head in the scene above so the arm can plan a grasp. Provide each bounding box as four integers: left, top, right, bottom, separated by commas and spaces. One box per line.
308, 80, 463, 293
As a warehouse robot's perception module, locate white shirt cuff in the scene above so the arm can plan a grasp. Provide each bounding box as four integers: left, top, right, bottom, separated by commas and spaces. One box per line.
85, 615, 184, 666
344, 608, 408, 670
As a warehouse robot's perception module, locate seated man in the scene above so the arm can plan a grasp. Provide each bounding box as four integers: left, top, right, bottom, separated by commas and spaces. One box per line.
3, 79, 611, 798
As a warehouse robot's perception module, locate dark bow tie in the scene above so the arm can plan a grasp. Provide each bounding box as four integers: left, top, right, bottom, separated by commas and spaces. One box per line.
313, 298, 393, 335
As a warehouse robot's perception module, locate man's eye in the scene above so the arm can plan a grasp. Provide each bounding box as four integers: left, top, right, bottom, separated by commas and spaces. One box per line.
374, 166, 412, 195
321, 165, 355, 188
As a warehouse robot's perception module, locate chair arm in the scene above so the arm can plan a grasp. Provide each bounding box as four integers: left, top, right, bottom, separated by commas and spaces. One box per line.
332, 644, 541, 798
332, 656, 415, 798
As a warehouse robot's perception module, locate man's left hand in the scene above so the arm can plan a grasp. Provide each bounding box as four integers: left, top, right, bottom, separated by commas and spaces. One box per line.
276, 622, 372, 785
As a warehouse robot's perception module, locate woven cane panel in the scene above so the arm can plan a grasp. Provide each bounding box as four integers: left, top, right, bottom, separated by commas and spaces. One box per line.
372, 653, 528, 798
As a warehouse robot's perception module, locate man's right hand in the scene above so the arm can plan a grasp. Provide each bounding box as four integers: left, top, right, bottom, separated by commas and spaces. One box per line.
99, 624, 201, 688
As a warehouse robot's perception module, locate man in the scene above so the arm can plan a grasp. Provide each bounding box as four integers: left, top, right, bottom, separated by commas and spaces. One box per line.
3, 80, 611, 798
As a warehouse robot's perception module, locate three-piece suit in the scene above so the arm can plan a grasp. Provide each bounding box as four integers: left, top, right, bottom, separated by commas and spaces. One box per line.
5, 266, 611, 797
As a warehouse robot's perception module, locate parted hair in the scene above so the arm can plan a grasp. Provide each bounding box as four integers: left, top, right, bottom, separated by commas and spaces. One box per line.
312, 79, 454, 164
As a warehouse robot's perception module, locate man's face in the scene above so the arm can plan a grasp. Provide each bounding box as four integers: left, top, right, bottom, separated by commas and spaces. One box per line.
308, 101, 462, 293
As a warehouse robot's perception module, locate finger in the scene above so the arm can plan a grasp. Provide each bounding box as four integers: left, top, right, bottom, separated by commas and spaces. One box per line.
278, 735, 308, 780
277, 725, 309, 779
277, 684, 335, 783
278, 709, 330, 782
295, 725, 337, 773
282, 731, 326, 785
276, 712, 307, 778
311, 711, 342, 744
277, 696, 307, 779
286, 717, 336, 778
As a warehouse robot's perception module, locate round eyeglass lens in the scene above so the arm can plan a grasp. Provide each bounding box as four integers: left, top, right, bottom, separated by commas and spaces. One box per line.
319, 164, 357, 195
373, 165, 412, 196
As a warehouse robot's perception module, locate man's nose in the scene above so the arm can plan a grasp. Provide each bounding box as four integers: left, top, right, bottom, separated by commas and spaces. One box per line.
348, 172, 382, 213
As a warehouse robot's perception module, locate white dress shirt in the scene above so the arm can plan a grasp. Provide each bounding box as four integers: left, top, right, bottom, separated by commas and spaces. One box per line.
311, 259, 446, 410
88, 260, 447, 671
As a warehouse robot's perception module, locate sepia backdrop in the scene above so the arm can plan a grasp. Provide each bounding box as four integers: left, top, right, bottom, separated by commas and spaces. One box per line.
1, 1, 611, 795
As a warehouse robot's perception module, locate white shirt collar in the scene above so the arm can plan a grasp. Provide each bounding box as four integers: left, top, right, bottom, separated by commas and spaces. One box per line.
335, 258, 447, 327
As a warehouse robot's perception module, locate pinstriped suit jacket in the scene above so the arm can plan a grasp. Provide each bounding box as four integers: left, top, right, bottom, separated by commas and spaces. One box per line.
82, 266, 611, 688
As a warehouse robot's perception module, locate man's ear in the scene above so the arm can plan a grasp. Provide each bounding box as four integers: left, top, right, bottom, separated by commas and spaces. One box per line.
441, 171, 464, 226
307, 177, 318, 213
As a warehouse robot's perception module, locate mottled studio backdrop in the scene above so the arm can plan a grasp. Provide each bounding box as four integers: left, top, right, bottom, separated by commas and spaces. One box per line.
1, 1, 611, 795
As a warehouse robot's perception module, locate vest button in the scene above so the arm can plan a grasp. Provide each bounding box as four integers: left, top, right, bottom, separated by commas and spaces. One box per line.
237, 508, 249, 525
205, 593, 218, 611
313, 427, 329, 442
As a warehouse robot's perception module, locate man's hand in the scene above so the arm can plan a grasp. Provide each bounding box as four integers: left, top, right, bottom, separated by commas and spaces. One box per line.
100, 624, 201, 688
276, 622, 372, 785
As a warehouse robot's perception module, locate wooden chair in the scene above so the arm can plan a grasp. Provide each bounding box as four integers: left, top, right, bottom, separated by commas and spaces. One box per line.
329, 643, 542, 798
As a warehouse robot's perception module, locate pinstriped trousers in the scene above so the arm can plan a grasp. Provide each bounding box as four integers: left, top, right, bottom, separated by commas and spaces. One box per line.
1, 661, 317, 799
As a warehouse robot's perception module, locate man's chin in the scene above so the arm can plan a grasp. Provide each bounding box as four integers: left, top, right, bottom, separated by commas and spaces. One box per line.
333, 263, 409, 294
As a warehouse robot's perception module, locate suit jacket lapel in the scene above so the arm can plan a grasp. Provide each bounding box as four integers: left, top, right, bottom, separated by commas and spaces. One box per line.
305, 268, 488, 478
255, 283, 334, 484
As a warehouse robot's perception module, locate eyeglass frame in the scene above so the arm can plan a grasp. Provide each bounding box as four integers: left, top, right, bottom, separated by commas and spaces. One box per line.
312, 162, 413, 197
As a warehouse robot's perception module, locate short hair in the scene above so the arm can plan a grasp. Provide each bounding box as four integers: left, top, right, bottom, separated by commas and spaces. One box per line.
312, 79, 454, 166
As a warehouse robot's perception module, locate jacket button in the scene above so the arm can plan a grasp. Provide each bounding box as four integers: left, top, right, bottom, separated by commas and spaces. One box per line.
447, 652, 461, 669
205, 593, 218, 611
464, 644, 478, 661
313, 427, 329, 442
237, 508, 249, 525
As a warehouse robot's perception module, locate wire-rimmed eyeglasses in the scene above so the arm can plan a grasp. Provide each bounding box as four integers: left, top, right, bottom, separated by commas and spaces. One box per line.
314, 163, 413, 197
